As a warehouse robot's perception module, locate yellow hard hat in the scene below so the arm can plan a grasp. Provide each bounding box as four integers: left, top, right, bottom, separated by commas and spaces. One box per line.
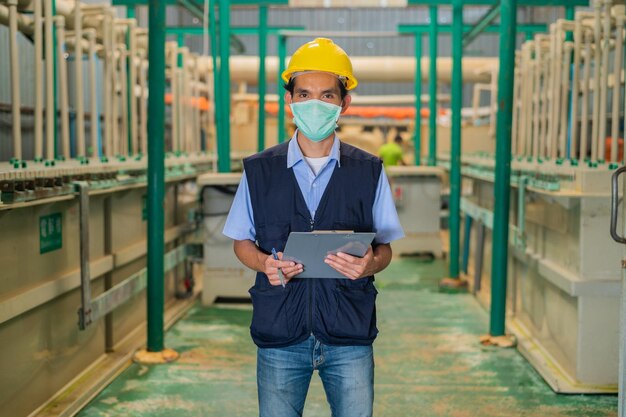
281, 38, 358, 90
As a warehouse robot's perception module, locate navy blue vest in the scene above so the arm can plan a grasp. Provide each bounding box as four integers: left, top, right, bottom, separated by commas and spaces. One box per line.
244, 140, 382, 348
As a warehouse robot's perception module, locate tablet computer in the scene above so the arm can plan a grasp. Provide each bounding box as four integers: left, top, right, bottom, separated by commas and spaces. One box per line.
282, 231, 376, 279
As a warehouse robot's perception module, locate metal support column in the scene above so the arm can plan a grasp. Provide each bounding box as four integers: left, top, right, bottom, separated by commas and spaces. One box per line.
147, 0, 166, 352
565, 6, 575, 42
428, 6, 438, 166
76, 182, 92, 330
447, 0, 463, 280
209, 0, 220, 161
277, 34, 287, 144
258, 6, 268, 152
414, 34, 422, 165
217, 0, 231, 172
490, 0, 517, 337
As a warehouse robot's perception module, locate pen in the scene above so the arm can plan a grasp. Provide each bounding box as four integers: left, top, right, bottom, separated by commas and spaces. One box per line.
271, 248, 285, 288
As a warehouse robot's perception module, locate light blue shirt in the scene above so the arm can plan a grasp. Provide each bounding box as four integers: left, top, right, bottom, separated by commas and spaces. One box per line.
223, 133, 404, 244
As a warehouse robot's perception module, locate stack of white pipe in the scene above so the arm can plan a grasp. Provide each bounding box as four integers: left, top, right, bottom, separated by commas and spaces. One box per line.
513, 0, 626, 165
1, 0, 211, 162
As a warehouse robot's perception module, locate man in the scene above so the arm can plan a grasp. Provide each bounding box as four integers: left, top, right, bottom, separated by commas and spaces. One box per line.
223, 38, 404, 417
378, 133, 407, 167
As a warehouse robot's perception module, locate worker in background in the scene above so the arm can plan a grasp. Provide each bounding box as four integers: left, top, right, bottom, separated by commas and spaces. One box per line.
222, 38, 404, 417
378, 133, 407, 167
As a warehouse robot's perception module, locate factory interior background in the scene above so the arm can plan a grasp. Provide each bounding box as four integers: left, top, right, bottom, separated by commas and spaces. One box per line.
0, 0, 625, 415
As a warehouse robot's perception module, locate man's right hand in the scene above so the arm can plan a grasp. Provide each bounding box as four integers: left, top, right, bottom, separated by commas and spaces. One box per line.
262, 251, 303, 286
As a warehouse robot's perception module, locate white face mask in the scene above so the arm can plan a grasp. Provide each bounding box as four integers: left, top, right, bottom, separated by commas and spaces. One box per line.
290, 99, 342, 142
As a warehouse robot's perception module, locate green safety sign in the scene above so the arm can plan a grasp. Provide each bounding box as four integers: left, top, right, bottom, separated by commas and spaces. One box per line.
40, 213, 63, 254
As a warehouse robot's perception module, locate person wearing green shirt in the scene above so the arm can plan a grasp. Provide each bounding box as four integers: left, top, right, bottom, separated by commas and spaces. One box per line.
378, 134, 406, 167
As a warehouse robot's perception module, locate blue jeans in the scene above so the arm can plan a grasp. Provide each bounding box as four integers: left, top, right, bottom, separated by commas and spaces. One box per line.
257, 335, 374, 417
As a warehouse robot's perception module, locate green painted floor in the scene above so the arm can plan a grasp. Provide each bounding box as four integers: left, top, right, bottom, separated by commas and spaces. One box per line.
78, 258, 618, 417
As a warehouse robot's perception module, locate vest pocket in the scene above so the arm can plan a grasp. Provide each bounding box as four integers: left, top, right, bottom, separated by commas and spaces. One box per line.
256, 222, 291, 253
249, 285, 292, 341
329, 282, 378, 340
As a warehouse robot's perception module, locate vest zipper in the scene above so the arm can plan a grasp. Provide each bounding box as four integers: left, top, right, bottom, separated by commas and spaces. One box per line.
308, 216, 314, 334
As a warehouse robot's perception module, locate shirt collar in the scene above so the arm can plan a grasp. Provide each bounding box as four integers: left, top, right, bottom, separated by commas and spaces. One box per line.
287, 130, 342, 169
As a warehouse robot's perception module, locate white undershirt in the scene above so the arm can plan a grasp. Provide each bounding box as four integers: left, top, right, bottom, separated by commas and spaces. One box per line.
304, 156, 330, 176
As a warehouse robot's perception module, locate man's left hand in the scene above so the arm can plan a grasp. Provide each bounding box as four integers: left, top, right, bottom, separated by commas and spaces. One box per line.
324, 247, 376, 280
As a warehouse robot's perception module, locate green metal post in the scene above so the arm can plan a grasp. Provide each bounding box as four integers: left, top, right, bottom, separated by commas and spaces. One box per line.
209, 0, 220, 160
278, 34, 287, 144
490, 0, 517, 337
258, 6, 267, 152
449, 0, 463, 279
565, 6, 574, 42
53, 0, 58, 158
463, 4, 501, 48
525, 31, 534, 41
428, 6, 438, 166
217, 0, 231, 172
177, 34, 184, 66
147, 0, 166, 352
414, 34, 422, 165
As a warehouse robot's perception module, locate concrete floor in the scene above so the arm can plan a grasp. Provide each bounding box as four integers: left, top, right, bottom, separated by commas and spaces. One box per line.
78, 258, 618, 417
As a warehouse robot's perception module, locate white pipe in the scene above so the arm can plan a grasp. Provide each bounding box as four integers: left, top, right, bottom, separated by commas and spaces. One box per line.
516, 44, 526, 155
177, 49, 185, 152
55, 16, 70, 159
139, 59, 148, 155
521, 42, 533, 156
559, 42, 573, 158
592, 0, 602, 162
194, 55, 201, 153
111, 49, 119, 156
547, 24, 557, 158
539, 48, 551, 158
103, 12, 113, 157
555, 25, 564, 158
598, 0, 613, 162
532, 39, 542, 159
471, 84, 483, 125
86, 29, 98, 159
581, 31, 593, 161
129, 28, 138, 156
612, 15, 624, 163
194, 56, 499, 84
180, 47, 190, 153
34, 0, 43, 159
0, 4, 33, 33
119, 45, 129, 156
177, 70, 185, 152
115, 19, 138, 155
570, 18, 583, 159
74, 1, 85, 157
550, 22, 572, 159
188, 55, 194, 153
45, 0, 54, 160
532, 35, 551, 159
511, 60, 520, 156
8, 0, 22, 160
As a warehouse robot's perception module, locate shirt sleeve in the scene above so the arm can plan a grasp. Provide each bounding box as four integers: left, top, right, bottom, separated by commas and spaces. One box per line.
222, 171, 256, 241
372, 168, 405, 244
